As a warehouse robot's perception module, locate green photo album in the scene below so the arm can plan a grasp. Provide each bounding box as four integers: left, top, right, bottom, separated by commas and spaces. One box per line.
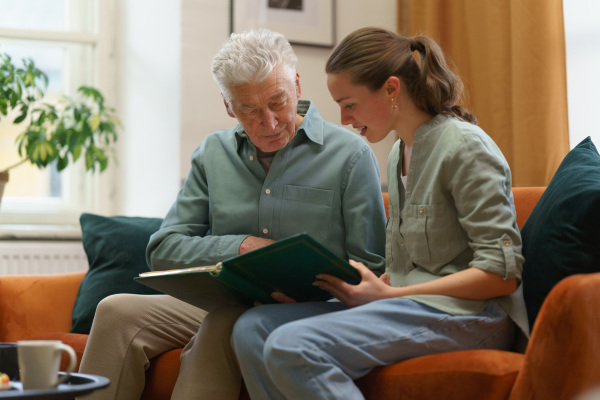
134, 232, 361, 310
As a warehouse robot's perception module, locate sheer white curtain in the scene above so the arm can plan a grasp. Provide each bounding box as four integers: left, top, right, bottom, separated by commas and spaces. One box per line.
563, 0, 600, 149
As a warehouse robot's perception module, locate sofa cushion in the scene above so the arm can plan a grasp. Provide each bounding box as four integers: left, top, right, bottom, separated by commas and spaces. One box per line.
521, 136, 600, 327
355, 349, 523, 400
71, 214, 163, 334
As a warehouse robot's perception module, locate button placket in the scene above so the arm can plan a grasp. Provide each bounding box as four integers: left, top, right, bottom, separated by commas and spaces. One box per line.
259, 182, 274, 238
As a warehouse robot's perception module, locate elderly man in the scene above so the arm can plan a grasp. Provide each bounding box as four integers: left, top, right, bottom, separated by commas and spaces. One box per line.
78, 29, 385, 400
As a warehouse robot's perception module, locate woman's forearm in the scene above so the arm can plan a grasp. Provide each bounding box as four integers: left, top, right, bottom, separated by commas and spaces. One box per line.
386, 268, 517, 301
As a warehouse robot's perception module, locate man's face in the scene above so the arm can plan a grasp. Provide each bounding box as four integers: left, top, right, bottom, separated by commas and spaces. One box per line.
225, 67, 301, 152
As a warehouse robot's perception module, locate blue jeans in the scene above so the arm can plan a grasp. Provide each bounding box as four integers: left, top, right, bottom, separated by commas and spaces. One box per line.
231, 298, 515, 400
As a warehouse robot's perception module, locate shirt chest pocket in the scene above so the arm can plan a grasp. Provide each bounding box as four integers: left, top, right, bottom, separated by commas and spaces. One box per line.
280, 185, 335, 241
402, 204, 467, 266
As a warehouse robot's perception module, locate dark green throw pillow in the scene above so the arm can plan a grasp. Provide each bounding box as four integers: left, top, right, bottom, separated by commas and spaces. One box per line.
521, 136, 600, 328
71, 213, 163, 334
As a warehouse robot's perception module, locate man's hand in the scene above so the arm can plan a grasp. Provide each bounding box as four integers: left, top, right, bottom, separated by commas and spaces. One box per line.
252, 291, 297, 307
239, 236, 275, 254
240, 236, 287, 305
270, 292, 297, 303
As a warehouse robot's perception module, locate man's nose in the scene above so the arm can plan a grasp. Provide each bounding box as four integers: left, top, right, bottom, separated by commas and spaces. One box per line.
261, 109, 277, 130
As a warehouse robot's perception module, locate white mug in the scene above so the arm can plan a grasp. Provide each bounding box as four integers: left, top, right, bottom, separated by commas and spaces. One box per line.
17, 340, 77, 390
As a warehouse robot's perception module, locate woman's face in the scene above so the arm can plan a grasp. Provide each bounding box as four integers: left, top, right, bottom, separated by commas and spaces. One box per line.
327, 72, 395, 143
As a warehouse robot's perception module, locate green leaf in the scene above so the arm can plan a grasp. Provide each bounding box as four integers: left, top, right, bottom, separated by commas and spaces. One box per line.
71, 144, 82, 161
82, 120, 93, 139
15, 131, 27, 156
25, 70, 34, 87
85, 149, 94, 170
78, 86, 104, 104
38, 142, 49, 163
99, 156, 108, 171
89, 113, 101, 131
56, 156, 68, 171
30, 141, 40, 162
15, 80, 22, 99
9, 90, 18, 108
13, 105, 28, 124
41, 72, 49, 89
54, 124, 68, 146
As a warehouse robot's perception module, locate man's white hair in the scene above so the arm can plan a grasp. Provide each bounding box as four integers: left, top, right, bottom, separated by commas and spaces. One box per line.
211, 29, 298, 101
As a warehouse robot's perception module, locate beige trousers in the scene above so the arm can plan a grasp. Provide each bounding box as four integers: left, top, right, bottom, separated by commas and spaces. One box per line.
78, 294, 247, 400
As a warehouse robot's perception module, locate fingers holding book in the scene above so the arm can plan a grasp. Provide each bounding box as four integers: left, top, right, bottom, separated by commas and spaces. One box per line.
313, 260, 392, 307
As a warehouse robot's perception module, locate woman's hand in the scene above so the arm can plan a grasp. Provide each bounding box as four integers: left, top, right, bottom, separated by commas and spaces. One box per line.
313, 260, 394, 307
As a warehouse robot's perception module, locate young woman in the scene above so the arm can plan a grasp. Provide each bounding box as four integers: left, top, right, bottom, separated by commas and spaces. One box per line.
231, 27, 529, 400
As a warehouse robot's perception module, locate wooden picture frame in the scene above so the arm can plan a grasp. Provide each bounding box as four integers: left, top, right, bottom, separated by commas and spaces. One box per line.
230, 0, 336, 48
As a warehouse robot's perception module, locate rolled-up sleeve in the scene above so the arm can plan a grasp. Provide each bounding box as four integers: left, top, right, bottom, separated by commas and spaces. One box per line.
447, 131, 524, 280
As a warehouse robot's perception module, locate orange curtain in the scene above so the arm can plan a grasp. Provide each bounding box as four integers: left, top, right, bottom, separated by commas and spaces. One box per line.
397, 0, 569, 186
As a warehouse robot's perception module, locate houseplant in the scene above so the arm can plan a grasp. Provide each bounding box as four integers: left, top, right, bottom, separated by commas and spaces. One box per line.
0, 52, 119, 206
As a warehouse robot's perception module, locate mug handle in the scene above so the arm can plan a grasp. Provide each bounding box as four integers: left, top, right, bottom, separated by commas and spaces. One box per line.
55, 344, 77, 385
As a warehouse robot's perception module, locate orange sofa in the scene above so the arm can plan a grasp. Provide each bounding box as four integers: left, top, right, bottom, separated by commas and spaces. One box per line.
1, 187, 600, 399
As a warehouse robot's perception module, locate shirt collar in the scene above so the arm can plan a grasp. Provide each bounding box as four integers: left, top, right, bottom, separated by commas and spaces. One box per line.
234, 99, 324, 150
415, 113, 450, 137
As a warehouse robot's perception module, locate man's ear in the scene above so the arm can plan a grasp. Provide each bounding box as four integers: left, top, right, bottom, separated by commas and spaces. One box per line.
222, 94, 236, 118
295, 71, 301, 100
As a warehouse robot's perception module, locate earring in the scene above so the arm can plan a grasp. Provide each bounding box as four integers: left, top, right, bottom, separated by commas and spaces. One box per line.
391, 98, 397, 110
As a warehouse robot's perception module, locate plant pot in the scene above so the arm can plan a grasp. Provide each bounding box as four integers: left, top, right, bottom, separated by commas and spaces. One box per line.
0, 171, 8, 208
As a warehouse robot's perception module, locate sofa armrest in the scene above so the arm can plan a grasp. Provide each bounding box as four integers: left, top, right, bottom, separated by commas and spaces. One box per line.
510, 272, 600, 400
0, 271, 86, 342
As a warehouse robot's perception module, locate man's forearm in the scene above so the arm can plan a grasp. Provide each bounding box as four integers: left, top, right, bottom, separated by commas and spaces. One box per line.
148, 232, 248, 271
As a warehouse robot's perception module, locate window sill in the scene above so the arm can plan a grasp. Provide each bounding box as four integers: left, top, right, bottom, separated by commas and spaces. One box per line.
0, 224, 82, 241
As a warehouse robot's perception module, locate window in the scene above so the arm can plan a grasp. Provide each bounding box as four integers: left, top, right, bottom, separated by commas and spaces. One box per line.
0, 0, 114, 226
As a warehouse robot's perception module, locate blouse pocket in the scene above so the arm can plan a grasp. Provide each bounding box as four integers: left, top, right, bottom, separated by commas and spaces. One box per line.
402, 204, 466, 266
280, 185, 335, 241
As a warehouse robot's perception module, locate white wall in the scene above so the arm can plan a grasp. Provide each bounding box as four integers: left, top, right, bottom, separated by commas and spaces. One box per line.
114, 0, 182, 217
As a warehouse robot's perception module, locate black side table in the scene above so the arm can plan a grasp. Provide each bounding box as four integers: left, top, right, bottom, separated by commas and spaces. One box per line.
0, 373, 109, 399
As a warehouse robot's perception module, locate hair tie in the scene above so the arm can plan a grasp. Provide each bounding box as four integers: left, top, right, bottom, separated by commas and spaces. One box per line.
410, 38, 419, 52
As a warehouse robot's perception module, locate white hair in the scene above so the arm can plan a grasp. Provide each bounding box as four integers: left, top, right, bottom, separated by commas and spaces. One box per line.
211, 29, 298, 101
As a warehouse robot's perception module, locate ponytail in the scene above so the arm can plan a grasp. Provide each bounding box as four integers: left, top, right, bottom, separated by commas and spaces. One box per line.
409, 36, 476, 124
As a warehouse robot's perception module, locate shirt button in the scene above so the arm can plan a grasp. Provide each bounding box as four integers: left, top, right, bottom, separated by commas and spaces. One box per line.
419, 208, 424, 214
265, 189, 271, 195
400, 242, 405, 247
249, 155, 254, 161
504, 239, 510, 246
263, 228, 269, 234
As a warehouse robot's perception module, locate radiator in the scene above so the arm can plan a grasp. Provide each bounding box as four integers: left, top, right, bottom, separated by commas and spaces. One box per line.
0, 241, 89, 275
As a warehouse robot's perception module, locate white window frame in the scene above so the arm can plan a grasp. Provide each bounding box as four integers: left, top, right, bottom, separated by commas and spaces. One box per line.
0, 0, 117, 226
